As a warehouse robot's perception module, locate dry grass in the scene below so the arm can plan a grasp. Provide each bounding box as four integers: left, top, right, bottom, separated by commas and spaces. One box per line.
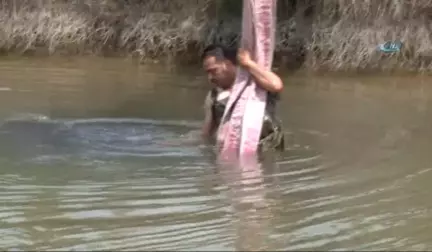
306, 0, 432, 72
0, 0, 90, 54
0, 0, 431, 72
0, 0, 212, 60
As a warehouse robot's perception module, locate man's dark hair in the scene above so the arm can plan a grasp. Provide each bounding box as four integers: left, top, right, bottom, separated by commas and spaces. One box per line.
201, 44, 238, 65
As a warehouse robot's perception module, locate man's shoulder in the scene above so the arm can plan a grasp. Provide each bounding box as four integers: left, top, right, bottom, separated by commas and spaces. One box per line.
203, 89, 214, 111
268, 91, 280, 101
208, 87, 225, 100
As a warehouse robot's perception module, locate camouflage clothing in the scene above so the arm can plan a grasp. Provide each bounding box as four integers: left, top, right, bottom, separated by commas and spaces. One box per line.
207, 87, 285, 152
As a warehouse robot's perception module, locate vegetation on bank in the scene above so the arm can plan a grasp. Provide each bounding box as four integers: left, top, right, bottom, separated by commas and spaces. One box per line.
0, 0, 431, 72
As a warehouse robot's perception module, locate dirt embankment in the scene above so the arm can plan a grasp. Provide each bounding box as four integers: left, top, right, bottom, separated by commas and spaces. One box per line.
1, 0, 431, 72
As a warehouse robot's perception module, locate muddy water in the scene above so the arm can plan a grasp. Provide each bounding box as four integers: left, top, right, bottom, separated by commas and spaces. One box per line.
1, 57, 432, 251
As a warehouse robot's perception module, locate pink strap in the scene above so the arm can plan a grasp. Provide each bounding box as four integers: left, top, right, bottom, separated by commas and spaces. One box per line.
216, 0, 276, 164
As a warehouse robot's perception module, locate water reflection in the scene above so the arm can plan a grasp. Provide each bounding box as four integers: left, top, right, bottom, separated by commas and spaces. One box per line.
216, 159, 269, 250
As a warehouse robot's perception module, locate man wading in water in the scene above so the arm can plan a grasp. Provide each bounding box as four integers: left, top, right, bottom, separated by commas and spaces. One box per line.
201, 44, 285, 151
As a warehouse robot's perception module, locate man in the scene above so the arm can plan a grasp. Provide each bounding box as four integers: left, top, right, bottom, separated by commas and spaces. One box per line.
201, 44, 285, 151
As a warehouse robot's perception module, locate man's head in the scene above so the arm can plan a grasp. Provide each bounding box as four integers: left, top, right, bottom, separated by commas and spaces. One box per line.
201, 44, 237, 89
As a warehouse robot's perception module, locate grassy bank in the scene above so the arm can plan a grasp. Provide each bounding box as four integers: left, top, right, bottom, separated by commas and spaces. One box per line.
0, 0, 431, 72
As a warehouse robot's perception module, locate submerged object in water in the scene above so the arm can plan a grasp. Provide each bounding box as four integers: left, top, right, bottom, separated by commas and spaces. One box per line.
216, 0, 277, 164
378, 41, 403, 53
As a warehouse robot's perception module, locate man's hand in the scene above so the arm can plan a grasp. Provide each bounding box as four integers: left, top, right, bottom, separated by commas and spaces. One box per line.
237, 48, 254, 68
236, 48, 283, 93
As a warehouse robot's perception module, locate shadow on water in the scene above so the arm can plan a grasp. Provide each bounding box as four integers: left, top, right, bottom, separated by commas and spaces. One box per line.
0, 114, 206, 164
0, 113, 322, 251
1, 57, 432, 250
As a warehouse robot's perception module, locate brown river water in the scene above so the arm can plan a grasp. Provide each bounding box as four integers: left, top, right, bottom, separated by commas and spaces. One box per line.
0, 57, 432, 251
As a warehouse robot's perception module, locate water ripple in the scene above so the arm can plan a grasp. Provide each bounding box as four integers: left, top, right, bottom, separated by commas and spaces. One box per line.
1, 75, 432, 250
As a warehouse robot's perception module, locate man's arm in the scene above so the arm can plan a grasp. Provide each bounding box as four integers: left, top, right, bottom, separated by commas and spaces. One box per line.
201, 91, 214, 138
238, 49, 283, 93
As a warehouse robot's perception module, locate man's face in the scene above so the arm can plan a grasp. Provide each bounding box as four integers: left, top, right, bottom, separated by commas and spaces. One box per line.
202, 56, 234, 89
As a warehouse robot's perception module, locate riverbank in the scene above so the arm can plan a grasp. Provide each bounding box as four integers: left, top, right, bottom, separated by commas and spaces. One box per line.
0, 0, 431, 72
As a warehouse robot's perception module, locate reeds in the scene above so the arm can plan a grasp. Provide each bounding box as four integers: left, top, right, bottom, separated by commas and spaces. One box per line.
307, 0, 432, 72
0, 0, 431, 72
0, 0, 212, 60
